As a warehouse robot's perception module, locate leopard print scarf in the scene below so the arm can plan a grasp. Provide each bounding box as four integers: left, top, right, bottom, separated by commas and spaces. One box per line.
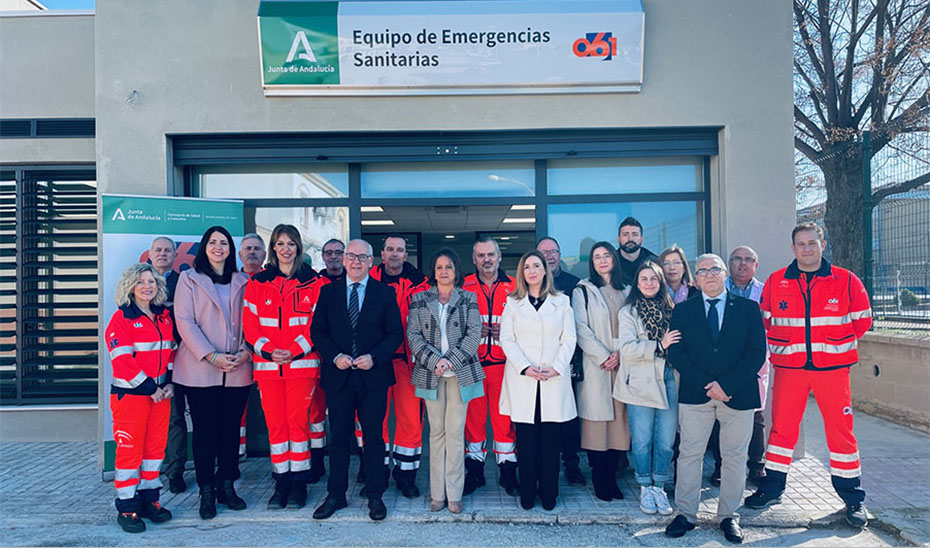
636, 295, 673, 355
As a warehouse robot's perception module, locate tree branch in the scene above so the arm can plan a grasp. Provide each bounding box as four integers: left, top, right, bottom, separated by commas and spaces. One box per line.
795, 105, 828, 144
872, 173, 930, 204
795, 136, 822, 162
817, 0, 840, 122
795, 2, 829, 89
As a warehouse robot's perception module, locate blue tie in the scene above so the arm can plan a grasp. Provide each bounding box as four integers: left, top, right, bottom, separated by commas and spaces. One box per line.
707, 298, 720, 342
349, 283, 360, 356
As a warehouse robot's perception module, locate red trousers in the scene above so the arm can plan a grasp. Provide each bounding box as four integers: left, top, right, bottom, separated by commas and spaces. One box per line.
111, 393, 170, 510
258, 377, 315, 480
309, 382, 327, 450
355, 359, 424, 474
465, 363, 516, 464
764, 367, 861, 480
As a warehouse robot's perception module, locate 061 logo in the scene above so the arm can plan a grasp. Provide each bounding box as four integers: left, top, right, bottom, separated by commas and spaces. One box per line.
573, 32, 618, 60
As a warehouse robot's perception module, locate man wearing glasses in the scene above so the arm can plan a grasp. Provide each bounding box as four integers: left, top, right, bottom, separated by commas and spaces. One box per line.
320, 239, 346, 282
665, 254, 766, 543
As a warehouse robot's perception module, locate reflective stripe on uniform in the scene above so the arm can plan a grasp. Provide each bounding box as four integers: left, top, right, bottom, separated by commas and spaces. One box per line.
140, 459, 161, 472
310, 421, 325, 433
849, 309, 872, 320
489, 314, 502, 324
310, 437, 326, 448
830, 451, 860, 462
765, 461, 791, 473
114, 468, 139, 482
291, 457, 310, 472
393, 444, 421, 456
769, 315, 853, 327
493, 440, 515, 454
294, 334, 312, 353
271, 460, 289, 474
243, 299, 258, 316
270, 441, 288, 455
259, 317, 279, 328
108, 346, 134, 360
138, 477, 163, 490
133, 340, 175, 352
112, 370, 148, 389
397, 460, 419, 470
253, 362, 279, 371
766, 444, 794, 458
289, 359, 319, 369
289, 316, 310, 327
115, 484, 138, 499
254, 337, 271, 354
830, 465, 861, 478
290, 440, 309, 453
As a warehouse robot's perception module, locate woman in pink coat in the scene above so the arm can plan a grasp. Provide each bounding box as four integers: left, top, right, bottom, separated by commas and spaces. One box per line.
172, 226, 253, 520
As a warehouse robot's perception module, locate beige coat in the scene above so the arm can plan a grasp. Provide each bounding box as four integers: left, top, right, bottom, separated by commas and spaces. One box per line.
572, 279, 626, 421
499, 293, 577, 424
613, 303, 671, 409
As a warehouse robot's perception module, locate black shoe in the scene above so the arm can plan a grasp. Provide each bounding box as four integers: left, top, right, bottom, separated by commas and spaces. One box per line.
845, 503, 868, 528
168, 474, 187, 494
313, 495, 348, 520
286, 481, 307, 509
117, 512, 146, 533
665, 515, 696, 538
309, 453, 326, 484
520, 495, 535, 510
398, 482, 420, 499
499, 461, 520, 497
720, 517, 743, 543
541, 498, 557, 511
748, 467, 766, 486
608, 479, 624, 500
199, 486, 217, 520
710, 465, 722, 487
137, 501, 172, 523
463, 472, 485, 496
267, 478, 290, 510
744, 488, 782, 509
216, 479, 247, 511
565, 464, 586, 486
368, 498, 387, 521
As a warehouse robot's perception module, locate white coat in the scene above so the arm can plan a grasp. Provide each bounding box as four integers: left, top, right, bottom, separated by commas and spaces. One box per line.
572, 279, 628, 421
612, 303, 671, 409
499, 293, 577, 424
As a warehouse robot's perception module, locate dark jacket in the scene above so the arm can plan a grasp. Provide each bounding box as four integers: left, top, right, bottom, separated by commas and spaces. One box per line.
311, 276, 404, 392
552, 268, 581, 301
667, 292, 766, 410
619, 247, 658, 288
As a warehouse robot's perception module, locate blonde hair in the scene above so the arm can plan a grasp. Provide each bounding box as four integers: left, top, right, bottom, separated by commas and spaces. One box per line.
510, 250, 560, 300
114, 263, 167, 307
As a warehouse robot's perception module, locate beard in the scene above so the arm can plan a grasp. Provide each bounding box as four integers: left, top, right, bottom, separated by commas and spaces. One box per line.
621, 241, 641, 254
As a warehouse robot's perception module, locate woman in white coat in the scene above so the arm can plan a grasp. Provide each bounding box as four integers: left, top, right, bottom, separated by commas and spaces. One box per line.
499, 250, 577, 511
613, 261, 680, 516
572, 242, 631, 501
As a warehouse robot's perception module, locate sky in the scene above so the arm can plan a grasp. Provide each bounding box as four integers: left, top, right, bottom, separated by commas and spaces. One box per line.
38, 0, 94, 9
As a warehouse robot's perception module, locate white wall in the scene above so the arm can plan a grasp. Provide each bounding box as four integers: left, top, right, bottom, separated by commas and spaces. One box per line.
92, 0, 795, 277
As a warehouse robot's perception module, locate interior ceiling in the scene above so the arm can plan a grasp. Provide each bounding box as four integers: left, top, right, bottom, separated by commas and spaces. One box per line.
365, 205, 535, 231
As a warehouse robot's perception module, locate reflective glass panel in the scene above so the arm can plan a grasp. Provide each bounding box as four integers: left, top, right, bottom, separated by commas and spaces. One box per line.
362, 161, 535, 198
199, 165, 349, 198
548, 157, 702, 195
249, 207, 349, 271
548, 201, 704, 279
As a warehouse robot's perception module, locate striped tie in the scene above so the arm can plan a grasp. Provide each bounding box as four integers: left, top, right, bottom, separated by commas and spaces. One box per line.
349, 282, 360, 356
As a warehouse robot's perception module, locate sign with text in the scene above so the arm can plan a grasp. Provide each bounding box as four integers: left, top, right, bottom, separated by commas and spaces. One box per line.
258, 0, 644, 95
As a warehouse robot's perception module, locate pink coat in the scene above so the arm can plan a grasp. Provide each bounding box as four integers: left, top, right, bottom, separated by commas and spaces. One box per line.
172, 269, 253, 387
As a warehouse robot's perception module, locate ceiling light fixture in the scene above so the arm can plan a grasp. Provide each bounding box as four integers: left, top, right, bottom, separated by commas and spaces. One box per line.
510, 204, 535, 210
502, 218, 535, 224
361, 219, 394, 226
361, 206, 384, 213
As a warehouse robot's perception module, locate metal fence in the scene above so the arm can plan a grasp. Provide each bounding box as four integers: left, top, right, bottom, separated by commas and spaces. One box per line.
797, 131, 930, 336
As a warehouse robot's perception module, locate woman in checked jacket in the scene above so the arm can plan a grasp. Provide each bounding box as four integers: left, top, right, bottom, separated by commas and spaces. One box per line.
105, 262, 177, 534
242, 223, 327, 511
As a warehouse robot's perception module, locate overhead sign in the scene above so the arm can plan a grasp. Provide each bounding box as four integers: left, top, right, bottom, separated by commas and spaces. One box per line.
258, 0, 644, 96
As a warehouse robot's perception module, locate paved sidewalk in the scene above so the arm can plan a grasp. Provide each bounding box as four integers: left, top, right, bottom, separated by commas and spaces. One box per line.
1, 401, 927, 546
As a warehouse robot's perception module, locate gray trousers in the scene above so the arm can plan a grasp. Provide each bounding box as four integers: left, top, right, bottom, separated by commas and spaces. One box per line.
675, 399, 753, 522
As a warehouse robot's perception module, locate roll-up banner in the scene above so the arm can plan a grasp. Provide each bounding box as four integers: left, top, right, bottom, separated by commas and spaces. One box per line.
98, 195, 243, 475
258, 0, 644, 96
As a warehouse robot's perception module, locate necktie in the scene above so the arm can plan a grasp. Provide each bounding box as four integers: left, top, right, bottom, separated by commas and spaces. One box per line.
349, 283, 360, 356
707, 298, 720, 342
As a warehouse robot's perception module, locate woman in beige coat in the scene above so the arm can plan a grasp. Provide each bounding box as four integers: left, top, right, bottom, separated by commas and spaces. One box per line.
500, 250, 576, 511
172, 226, 252, 519
572, 241, 630, 501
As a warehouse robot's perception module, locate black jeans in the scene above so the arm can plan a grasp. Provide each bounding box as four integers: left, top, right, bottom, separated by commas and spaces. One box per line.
182, 384, 252, 488
515, 390, 563, 506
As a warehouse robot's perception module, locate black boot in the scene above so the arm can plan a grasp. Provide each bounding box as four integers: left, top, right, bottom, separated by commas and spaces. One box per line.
216, 479, 247, 511
463, 458, 486, 496
499, 461, 520, 497
267, 477, 290, 510
606, 450, 624, 500
199, 486, 217, 520
286, 480, 307, 509
309, 451, 326, 484
589, 451, 612, 502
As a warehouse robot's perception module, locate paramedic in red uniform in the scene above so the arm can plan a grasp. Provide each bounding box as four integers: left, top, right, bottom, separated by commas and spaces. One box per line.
368, 234, 430, 497
462, 236, 520, 496
745, 222, 872, 529
243, 224, 326, 511
105, 262, 177, 533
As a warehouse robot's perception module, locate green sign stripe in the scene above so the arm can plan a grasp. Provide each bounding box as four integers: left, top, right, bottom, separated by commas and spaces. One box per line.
258, 0, 338, 18
102, 195, 243, 236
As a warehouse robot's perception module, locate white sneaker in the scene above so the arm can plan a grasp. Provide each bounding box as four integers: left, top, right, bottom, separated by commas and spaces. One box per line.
651, 485, 674, 515
639, 485, 657, 514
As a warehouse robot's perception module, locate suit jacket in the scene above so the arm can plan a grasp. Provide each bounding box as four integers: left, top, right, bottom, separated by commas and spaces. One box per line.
667, 292, 766, 410
311, 276, 403, 392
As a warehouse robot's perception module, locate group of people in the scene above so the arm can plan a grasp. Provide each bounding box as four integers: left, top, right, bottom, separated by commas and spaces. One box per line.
105, 216, 873, 545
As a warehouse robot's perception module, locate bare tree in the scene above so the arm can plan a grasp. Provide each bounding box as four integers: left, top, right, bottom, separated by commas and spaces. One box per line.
794, 0, 929, 277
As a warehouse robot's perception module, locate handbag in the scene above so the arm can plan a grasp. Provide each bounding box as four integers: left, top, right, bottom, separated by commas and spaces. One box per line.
570, 284, 589, 382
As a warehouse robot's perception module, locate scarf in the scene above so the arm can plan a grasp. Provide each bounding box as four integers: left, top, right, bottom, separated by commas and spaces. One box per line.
636, 295, 673, 356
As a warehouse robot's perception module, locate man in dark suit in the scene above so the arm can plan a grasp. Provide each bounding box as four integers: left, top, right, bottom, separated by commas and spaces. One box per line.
664, 253, 766, 544
310, 239, 403, 521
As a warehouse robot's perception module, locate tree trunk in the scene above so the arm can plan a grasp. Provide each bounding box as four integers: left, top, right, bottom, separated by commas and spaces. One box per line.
821, 150, 866, 278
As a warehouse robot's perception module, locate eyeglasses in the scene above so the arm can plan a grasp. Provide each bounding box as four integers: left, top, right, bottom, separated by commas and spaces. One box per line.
323, 249, 344, 256
345, 252, 370, 263
539, 249, 560, 257
592, 254, 612, 262
729, 256, 756, 264
695, 266, 725, 277
662, 260, 684, 268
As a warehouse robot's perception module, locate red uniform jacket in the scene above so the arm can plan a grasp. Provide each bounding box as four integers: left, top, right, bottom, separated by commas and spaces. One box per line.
761, 259, 872, 370
105, 302, 176, 396
369, 262, 429, 362
462, 269, 515, 366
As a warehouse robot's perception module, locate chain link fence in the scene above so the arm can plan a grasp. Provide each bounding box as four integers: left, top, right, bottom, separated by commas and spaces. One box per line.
796, 131, 930, 337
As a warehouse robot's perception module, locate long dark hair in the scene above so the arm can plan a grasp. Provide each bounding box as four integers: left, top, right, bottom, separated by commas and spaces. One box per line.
193, 226, 237, 284
427, 247, 464, 287
627, 261, 675, 309
587, 241, 625, 290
